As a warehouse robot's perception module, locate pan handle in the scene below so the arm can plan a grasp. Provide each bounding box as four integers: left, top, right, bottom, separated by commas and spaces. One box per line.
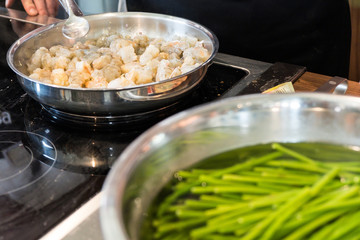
58, 0, 84, 16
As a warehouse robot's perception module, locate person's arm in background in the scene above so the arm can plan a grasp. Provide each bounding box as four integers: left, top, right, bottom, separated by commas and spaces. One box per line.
5, 0, 59, 16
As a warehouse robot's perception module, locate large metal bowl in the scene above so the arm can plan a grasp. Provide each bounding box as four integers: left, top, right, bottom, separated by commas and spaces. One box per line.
100, 93, 360, 240
7, 12, 218, 116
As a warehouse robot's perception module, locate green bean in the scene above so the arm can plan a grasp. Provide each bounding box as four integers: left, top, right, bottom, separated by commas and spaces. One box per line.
235, 223, 255, 237
190, 222, 225, 238
184, 199, 218, 209
202, 234, 241, 240
199, 195, 240, 204
256, 182, 293, 191
152, 214, 176, 227
253, 166, 320, 177
191, 185, 275, 195
210, 151, 283, 177
158, 151, 283, 216
148, 142, 360, 239
271, 143, 316, 164
156, 217, 207, 235
205, 190, 298, 217
176, 170, 199, 179
304, 186, 353, 209
266, 160, 328, 173
219, 193, 244, 200
310, 167, 340, 196
301, 198, 360, 216
219, 209, 273, 233
309, 210, 360, 240
260, 188, 311, 240
223, 173, 316, 186
336, 222, 360, 240
283, 210, 347, 240
175, 209, 205, 218
208, 209, 252, 230
302, 185, 360, 216
198, 175, 240, 186
160, 231, 189, 240
157, 181, 198, 216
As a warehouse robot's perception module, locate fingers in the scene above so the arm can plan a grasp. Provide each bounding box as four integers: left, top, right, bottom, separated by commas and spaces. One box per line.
46, 0, 60, 17
8, 0, 59, 17
32, 0, 49, 16
20, 0, 39, 16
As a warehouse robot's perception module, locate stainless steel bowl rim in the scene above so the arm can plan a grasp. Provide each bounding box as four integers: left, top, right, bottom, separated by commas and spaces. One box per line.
100, 92, 360, 240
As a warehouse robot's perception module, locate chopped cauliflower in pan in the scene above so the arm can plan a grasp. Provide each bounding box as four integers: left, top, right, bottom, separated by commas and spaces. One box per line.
26, 33, 210, 89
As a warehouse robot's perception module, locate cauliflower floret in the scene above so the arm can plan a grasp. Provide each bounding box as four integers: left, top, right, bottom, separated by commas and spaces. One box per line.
102, 64, 122, 82
180, 56, 201, 74
76, 61, 92, 75
145, 59, 160, 75
108, 76, 136, 88
49, 45, 73, 58
40, 52, 52, 69
168, 53, 182, 68
72, 42, 88, 50
29, 68, 52, 84
27, 47, 49, 72
150, 38, 165, 49
156, 60, 173, 82
110, 58, 123, 68
92, 55, 112, 70
118, 45, 137, 64
97, 47, 113, 55
139, 44, 160, 66
27, 32, 209, 89
160, 40, 190, 56
66, 57, 79, 74
125, 66, 153, 85
86, 70, 108, 88
80, 50, 101, 64
51, 68, 69, 86
66, 61, 92, 87
110, 38, 134, 52
175, 35, 198, 47
73, 49, 85, 59
170, 67, 182, 78
133, 34, 149, 49
85, 78, 108, 88
182, 43, 210, 63
68, 71, 86, 88
121, 62, 141, 73
102, 34, 122, 47
53, 56, 71, 69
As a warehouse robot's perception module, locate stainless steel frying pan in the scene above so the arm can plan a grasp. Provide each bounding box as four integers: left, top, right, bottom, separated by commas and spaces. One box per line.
7, 11, 218, 116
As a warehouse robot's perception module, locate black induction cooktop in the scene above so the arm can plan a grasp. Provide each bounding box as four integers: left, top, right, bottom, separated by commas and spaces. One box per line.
0, 10, 306, 240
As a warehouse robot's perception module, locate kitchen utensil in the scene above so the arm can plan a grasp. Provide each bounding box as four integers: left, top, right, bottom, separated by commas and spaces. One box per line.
7, 12, 218, 116
100, 93, 360, 240
60, 0, 89, 39
333, 80, 348, 95
315, 76, 348, 95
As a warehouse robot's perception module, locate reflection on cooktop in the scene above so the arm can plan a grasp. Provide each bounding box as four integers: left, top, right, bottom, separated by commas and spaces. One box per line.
0, 130, 56, 195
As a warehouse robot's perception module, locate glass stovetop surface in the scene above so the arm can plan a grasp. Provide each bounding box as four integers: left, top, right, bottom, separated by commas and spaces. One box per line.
0, 15, 249, 239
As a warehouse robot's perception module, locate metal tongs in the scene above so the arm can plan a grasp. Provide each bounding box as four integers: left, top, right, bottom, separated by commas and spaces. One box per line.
315, 76, 348, 95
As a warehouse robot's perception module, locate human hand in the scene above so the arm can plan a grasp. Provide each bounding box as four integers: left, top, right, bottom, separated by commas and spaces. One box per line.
5, 0, 60, 17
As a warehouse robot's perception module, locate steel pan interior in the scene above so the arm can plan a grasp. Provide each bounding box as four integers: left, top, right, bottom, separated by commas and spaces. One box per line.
7, 12, 218, 115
